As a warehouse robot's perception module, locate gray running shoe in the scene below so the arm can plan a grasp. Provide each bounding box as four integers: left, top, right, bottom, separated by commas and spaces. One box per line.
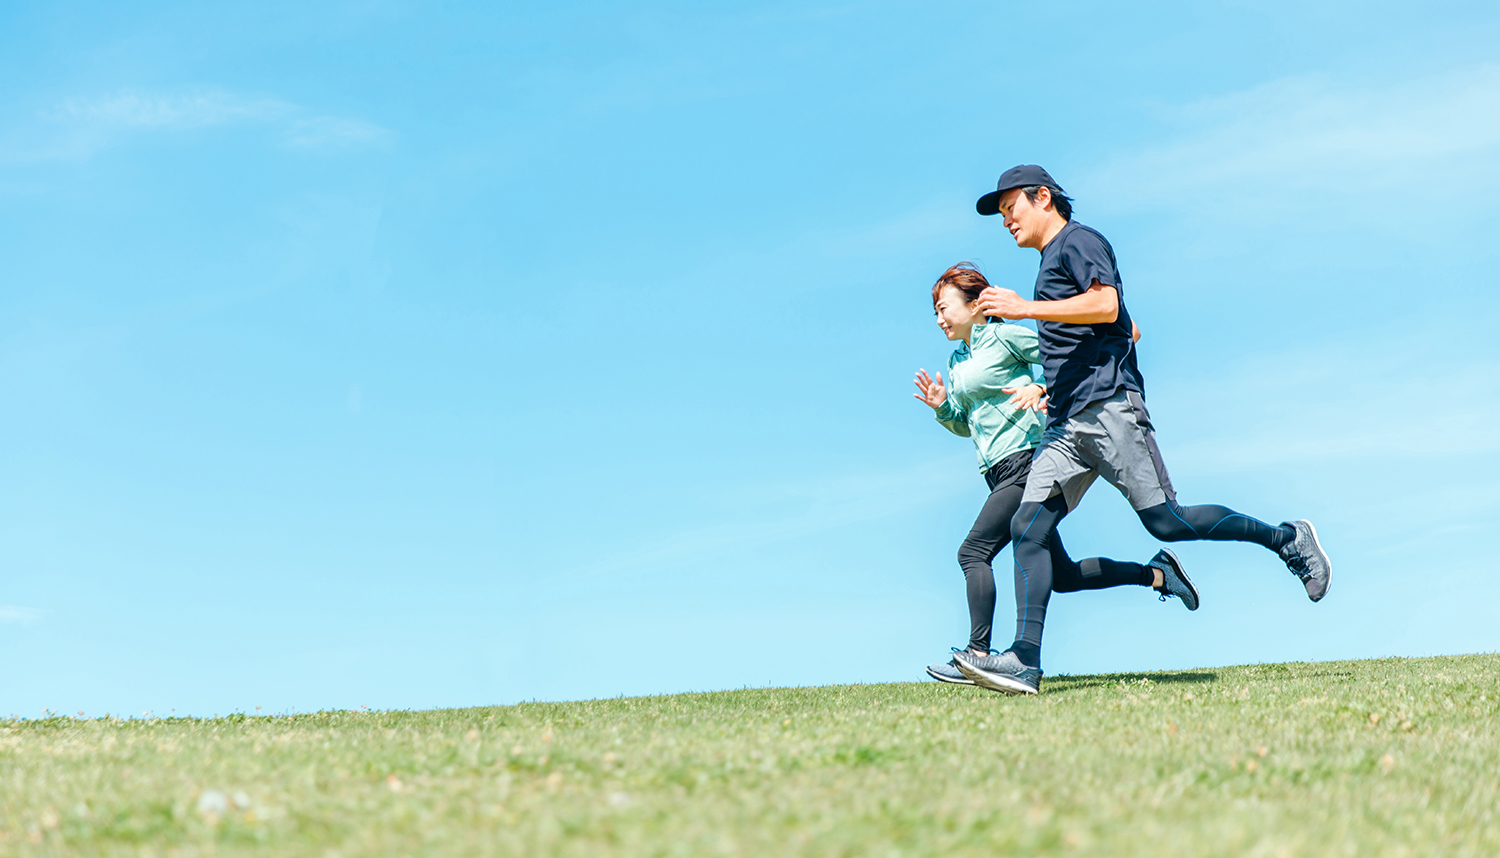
1278, 520, 1331, 602
925, 650, 977, 686
1148, 548, 1198, 611
952, 649, 1042, 696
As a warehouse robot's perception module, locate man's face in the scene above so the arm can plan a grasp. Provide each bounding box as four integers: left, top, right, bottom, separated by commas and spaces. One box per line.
998, 187, 1048, 250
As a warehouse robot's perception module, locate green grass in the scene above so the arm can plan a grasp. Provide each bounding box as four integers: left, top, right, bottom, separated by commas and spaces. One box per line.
2, 654, 1498, 857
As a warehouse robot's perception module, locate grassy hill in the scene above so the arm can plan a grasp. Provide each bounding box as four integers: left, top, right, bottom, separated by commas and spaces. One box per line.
2, 654, 1497, 856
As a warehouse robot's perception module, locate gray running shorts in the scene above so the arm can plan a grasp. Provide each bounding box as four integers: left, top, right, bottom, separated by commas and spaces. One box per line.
1022, 389, 1177, 512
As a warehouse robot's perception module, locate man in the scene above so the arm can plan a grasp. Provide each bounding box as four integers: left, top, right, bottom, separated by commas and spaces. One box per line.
952, 165, 1331, 696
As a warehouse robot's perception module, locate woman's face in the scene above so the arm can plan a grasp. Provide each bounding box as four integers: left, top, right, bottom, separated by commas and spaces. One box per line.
934, 285, 982, 341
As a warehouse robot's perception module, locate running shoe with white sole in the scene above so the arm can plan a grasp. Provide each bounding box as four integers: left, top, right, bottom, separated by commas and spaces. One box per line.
1278, 520, 1331, 602
925, 650, 978, 685
1148, 547, 1198, 611
952, 649, 1042, 695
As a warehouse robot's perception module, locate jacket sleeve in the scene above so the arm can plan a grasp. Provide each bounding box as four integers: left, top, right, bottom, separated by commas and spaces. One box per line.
933, 397, 971, 437
1003, 326, 1043, 366
1001, 326, 1046, 389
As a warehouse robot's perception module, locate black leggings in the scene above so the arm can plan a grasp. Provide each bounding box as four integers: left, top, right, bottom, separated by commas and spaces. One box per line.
957, 454, 1151, 652
1010, 495, 1292, 665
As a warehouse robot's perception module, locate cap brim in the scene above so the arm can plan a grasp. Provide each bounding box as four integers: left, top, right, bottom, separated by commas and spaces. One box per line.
976, 190, 1003, 216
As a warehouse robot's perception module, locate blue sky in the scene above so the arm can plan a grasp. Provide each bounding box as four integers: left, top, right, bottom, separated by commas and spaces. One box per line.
2, 1, 1498, 716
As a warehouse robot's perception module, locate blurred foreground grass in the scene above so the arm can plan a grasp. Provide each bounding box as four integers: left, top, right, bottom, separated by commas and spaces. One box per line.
2, 654, 1497, 857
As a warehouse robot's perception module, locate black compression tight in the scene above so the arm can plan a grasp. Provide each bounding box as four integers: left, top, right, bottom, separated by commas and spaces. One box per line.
1009, 496, 1295, 668
960, 484, 1152, 653
1137, 499, 1292, 551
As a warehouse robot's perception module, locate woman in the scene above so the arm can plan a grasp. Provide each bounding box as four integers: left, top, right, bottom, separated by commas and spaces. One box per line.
913, 263, 1192, 686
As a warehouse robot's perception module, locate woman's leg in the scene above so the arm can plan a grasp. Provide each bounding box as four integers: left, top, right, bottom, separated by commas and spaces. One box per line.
955, 479, 1027, 653
1048, 530, 1155, 592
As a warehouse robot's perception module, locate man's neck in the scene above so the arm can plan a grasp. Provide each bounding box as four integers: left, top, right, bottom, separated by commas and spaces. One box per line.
1035, 215, 1069, 251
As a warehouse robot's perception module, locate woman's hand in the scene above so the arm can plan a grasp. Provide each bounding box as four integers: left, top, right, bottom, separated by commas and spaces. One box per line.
913, 369, 947, 409
1003, 383, 1048, 413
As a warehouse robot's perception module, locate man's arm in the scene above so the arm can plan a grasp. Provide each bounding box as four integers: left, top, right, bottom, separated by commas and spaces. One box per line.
976, 280, 1119, 325
1132, 319, 1141, 342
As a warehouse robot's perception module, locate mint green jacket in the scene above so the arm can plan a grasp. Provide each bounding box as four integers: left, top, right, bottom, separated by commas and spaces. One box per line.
934, 322, 1046, 472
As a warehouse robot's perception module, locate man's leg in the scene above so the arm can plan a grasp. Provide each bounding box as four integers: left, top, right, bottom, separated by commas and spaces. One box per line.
961, 466, 1158, 657
1006, 494, 1070, 669
1004, 497, 1159, 667
1108, 390, 1331, 600
1136, 498, 1291, 550
929, 453, 1039, 685
954, 401, 1213, 694
953, 426, 1086, 694
956, 420, 1123, 694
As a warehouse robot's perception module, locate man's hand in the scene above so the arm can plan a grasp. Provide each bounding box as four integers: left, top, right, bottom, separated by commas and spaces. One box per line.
975, 286, 1031, 320
982, 281, 1120, 325
913, 369, 948, 409
1003, 383, 1048, 413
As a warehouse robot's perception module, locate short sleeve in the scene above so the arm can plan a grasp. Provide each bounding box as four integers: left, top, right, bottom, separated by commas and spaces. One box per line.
1060, 230, 1120, 294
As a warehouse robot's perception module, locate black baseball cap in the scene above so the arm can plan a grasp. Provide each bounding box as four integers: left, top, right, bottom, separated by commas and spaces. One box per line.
976, 165, 1065, 216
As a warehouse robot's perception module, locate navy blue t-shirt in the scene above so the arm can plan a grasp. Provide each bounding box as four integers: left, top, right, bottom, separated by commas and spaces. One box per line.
1032, 220, 1144, 427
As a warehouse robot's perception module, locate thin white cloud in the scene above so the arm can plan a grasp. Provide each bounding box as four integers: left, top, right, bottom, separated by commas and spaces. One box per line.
1084, 63, 1500, 208
1154, 341, 1500, 475
283, 116, 394, 149
4, 88, 394, 163
547, 459, 972, 586
50, 91, 290, 130
805, 196, 980, 259
0, 605, 47, 626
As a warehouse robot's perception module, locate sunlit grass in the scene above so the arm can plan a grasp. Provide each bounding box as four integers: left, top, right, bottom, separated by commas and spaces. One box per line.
2, 654, 1497, 856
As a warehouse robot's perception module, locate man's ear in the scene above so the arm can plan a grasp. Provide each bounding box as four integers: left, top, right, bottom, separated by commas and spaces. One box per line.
1035, 185, 1053, 212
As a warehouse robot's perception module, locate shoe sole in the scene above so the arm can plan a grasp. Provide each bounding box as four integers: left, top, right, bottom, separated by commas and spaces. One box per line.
925, 665, 976, 685
1301, 520, 1332, 602
953, 659, 1039, 696
1156, 547, 1199, 611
